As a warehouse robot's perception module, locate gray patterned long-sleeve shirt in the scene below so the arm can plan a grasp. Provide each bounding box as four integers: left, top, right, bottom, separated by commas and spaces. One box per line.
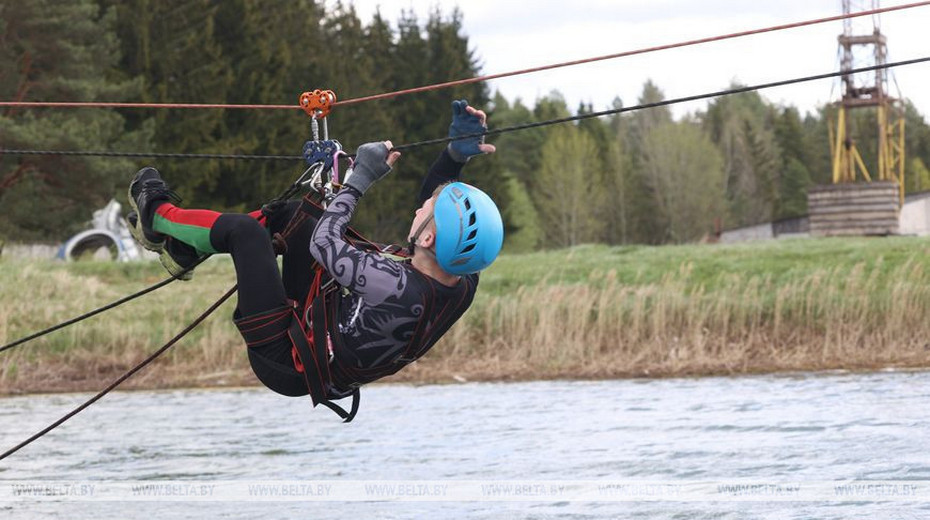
308, 150, 478, 373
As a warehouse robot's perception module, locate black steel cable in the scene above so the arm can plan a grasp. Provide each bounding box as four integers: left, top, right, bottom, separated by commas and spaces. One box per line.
392, 56, 930, 152
4, 57, 927, 160
0, 257, 206, 354
0, 285, 237, 461
0, 162, 313, 354
0, 277, 176, 354
0, 150, 303, 160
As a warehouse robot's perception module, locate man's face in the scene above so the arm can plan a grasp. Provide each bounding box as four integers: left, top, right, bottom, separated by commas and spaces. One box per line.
408, 195, 436, 242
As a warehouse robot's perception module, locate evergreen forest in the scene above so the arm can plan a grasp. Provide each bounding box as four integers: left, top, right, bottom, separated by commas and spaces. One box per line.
3, 0, 930, 250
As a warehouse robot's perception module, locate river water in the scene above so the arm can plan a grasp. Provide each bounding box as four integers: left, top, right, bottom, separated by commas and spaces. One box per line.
1, 371, 929, 519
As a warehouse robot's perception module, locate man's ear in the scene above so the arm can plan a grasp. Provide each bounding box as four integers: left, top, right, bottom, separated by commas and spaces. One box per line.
417, 230, 435, 249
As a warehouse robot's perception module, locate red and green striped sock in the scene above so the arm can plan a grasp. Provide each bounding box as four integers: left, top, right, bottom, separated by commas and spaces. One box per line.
152, 204, 221, 254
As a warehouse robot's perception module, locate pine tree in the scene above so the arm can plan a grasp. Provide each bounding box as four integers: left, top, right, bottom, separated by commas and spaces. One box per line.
773, 107, 813, 218
0, 0, 150, 241
485, 92, 547, 198
622, 81, 674, 243
352, 7, 497, 242
802, 107, 833, 186
703, 87, 781, 227
346, 9, 411, 237
209, 0, 326, 208
107, 0, 231, 207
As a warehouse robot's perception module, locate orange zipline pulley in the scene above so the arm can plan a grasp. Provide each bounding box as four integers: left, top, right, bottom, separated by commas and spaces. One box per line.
299, 89, 337, 118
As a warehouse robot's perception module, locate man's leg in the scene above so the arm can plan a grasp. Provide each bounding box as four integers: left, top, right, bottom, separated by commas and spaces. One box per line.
263, 200, 318, 304
128, 167, 286, 315
149, 204, 285, 316
129, 168, 310, 397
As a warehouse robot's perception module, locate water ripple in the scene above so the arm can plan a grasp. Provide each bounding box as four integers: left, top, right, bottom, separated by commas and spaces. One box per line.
0, 372, 928, 519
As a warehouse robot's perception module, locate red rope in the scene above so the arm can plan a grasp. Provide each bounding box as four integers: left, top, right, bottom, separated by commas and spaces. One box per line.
0, 101, 298, 110
333, 1, 930, 107
1, 1, 927, 111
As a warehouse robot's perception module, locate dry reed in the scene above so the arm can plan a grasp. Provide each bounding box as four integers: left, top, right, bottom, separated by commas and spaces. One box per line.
2, 245, 930, 394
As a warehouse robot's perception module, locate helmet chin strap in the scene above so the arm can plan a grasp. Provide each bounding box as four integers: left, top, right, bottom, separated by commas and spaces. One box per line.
407, 213, 436, 258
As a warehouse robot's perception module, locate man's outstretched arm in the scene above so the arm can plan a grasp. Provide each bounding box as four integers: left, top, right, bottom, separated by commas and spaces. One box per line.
309, 142, 405, 306
417, 100, 496, 205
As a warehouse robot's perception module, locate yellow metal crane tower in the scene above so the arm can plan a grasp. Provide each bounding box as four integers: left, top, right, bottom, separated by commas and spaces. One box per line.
829, 0, 906, 201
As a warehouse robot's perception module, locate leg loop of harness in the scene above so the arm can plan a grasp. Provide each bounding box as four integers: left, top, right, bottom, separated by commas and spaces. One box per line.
286, 312, 330, 406
233, 304, 293, 348
234, 303, 350, 419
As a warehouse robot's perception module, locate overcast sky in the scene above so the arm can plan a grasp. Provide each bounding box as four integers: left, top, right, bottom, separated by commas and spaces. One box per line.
332, 0, 930, 119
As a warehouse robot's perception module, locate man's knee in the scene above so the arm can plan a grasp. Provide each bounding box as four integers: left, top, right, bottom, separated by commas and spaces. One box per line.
212, 213, 268, 251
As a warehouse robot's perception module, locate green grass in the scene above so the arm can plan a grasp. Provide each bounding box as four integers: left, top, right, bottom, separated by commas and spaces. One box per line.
482, 237, 930, 294
3, 236, 930, 393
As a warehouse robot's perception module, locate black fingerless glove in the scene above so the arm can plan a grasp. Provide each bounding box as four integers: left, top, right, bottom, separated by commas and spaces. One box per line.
345, 142, 392, 195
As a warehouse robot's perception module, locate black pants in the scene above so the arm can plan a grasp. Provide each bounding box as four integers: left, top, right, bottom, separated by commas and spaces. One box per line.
209, 202, 316, 396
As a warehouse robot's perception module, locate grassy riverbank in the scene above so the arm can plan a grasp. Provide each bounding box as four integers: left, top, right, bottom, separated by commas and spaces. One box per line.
3, 237, 930, 394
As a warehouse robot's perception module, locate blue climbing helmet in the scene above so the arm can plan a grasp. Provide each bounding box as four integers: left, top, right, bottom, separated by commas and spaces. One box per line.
432, 182, 504, 275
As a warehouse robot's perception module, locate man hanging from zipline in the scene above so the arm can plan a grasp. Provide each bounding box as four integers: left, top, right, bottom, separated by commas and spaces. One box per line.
126, 100, 503, 420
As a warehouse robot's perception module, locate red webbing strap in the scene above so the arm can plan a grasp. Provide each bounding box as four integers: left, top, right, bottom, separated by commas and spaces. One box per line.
288, 316, 327, 407
278, 190, 406, 421
287, 262, 359, 421
311, 287, 359, 422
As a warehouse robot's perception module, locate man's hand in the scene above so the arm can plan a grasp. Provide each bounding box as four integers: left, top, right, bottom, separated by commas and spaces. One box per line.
448, 99, 496, 163
345, 140, 401, 195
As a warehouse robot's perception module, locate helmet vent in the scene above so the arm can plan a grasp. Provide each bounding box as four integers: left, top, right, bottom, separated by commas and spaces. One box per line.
468, 213, 476, 226
461, 243, 476, 253
464, 199, 472, 210
466, 229, 477, 241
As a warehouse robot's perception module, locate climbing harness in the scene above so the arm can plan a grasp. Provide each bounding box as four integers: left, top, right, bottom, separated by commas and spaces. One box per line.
263, 191, 475, 423
257, 91, 396, 421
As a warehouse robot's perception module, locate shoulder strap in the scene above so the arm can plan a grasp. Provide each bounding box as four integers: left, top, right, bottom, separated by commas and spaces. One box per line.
310, 269, 361, 422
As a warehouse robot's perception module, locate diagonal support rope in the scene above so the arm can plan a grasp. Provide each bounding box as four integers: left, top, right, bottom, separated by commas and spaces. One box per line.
0, 277, 177, 354
0, 164, 322, 459
0, 285, 237, 461
0, 256, 210, 354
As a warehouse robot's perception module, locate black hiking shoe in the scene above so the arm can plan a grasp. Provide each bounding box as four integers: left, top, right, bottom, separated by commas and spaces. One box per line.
127, 167, 179, 252
128, 211, 200, 281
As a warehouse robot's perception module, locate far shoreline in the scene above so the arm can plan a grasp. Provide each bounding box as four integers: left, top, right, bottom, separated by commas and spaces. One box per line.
3, 362, 928, 398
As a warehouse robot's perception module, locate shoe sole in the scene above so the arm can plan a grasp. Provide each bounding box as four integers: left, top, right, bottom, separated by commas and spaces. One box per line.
126, 209, 164, 253
130, 212, 196, 280
127, 178, 165, 253
159, 250, 195, 281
